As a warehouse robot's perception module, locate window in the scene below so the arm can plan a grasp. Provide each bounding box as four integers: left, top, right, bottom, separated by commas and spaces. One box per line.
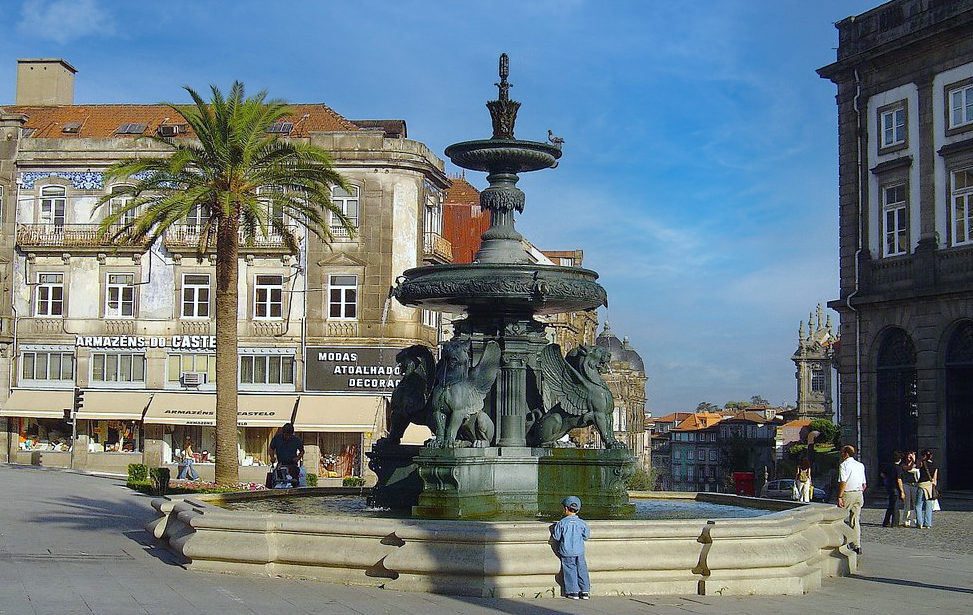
687, 450, 695, 461
687, 466, 695, 480
673, 467, 682, 481
39, 186, 65, 228
240, 355, 295, 384
952, 169, 973, 246
35, 273, 63, 316
257, 186, 285, 227
811, 364, 826, 392
182, 274, 211, 318
880, 106, 906, 148
254, 274, 283, 319
883, 183, 908, 256
422, 309, 440, 329
949, 84, 973, 129
328, 274, 357, 319
167, 353, 215, 383
92, 353, 145, 382
673, 450, 681, 461
709, 449, 717, 462
105, 273, 135, 318
21, 351, 74, 381
331, 185, 359, 236
186, 204, 210, 228
108, 186, 137, 226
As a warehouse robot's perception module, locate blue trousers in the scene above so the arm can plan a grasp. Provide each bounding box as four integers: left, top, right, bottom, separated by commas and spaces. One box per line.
560, 554, 590, 595
915, 489, 934, 528
177, 458, 199, 480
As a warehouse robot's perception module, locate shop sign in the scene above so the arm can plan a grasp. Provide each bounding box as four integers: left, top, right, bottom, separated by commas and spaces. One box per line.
305, 346, 403, 393
75, 335, 216, 349
159, 408, 280, 426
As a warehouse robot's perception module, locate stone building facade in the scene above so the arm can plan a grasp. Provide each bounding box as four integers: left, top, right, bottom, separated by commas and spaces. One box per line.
792, 304, 836, 420
818, 0, 973, 490
0, 59, 449, 479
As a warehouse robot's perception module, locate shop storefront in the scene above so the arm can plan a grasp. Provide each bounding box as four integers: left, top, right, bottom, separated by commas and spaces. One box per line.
1, 390, 74, 467
141, 393, 297, 466
292, 395, 385, 478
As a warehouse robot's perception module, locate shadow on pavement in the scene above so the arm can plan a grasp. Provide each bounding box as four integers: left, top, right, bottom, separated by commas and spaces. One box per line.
850, 574, 973, 594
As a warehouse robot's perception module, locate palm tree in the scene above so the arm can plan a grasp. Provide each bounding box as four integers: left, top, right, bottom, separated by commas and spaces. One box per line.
95, 82, 352, 484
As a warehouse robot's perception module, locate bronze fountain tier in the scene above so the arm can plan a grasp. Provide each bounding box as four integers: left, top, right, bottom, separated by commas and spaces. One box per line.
370, 55, 632, 519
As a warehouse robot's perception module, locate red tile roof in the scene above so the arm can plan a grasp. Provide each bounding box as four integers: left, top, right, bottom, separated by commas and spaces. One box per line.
0, 103, 358, 138
675, 412, 725, 431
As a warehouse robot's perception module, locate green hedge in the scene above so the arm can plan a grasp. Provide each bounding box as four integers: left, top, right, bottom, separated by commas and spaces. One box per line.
127, 463, 148, 483
342, 476, 366, 487
306, 473, 318, 487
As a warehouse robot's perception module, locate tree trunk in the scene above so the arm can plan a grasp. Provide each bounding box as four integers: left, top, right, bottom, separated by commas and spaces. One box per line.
214, 220, 241, 485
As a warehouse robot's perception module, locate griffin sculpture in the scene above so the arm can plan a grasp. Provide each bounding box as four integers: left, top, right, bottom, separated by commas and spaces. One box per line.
429, 338, 501, 448
529, 343, 626, 449
375, 345, 437, 448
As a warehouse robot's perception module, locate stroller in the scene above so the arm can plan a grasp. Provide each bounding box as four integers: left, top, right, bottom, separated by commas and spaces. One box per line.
266, 462, 305, 489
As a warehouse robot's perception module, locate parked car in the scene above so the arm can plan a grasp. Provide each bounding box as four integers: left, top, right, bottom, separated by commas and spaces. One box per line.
760, 478, 828, 502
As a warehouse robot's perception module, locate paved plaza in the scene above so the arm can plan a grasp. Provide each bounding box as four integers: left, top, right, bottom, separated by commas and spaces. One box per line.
1, 464, 971, 615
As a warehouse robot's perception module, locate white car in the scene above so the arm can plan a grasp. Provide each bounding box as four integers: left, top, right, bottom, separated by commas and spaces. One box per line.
760, 478, 827, 502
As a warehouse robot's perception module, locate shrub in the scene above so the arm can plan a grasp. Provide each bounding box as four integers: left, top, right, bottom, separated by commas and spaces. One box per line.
149, 467, 170, 496
342, 476, 366, 487
127, 463, 148, 483
625, 465, 655, 491
306, 473, 318, 487
808, 418, 840, 447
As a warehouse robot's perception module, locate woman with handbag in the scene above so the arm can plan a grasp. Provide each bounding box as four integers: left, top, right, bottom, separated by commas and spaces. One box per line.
794, 456, 813, 502
914, 449, 939, 528
177, 437, 200, 481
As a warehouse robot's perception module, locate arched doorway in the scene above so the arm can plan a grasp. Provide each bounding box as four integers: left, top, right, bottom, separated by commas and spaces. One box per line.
875, 329, 917, 458
945, 321, 973, 491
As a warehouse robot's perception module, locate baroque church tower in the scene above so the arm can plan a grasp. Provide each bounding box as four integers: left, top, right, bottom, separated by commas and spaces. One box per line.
792, 305, 837, 421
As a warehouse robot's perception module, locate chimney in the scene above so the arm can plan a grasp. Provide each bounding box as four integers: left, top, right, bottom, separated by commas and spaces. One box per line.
16, 58, 76, 106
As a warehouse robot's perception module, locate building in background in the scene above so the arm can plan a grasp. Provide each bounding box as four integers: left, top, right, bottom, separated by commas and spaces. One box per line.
791, 304, 837, 421
595, 322, 649, 469
0, 58, 449, 480
818, 1, 973, 490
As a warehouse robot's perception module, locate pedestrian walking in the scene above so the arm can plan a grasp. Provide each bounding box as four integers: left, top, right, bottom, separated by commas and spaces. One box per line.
551, 495, 590, 599
177, 437, 199, 481
837, 444, 867, 554
795, 456, 813, 503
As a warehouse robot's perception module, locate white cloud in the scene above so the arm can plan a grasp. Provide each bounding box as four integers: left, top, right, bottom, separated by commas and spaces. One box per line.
17, 0, 115, 44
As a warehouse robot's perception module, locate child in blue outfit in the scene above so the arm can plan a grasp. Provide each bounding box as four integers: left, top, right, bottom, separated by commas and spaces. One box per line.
552, 495, 590, 599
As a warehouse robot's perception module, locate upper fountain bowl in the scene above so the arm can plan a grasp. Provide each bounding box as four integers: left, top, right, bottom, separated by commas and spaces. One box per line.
445, 139, 561, 173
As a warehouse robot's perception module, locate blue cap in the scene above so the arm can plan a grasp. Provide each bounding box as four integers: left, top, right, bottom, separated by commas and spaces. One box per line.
562, 496, 581, 511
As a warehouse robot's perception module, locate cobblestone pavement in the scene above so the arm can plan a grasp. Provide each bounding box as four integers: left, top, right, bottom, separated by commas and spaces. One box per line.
860, 497, 973, 555
2, 464, 972, 614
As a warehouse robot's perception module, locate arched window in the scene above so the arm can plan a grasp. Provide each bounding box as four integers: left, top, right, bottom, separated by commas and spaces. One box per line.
945, 321, 973, 490
875, 328, 918, 455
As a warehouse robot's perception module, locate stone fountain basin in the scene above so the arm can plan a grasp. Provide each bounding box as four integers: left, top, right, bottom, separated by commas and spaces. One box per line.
393, 263, 608, 315
146, 490, 855, 598
445, 139, 561, 173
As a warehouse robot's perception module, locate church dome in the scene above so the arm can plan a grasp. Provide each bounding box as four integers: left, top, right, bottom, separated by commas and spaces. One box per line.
596, 322, 644, 371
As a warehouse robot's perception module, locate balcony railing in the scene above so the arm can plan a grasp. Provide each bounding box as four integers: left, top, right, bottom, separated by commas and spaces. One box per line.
16, 224, 149, 251
162, 224, 299, 253
423, 231, 453, 263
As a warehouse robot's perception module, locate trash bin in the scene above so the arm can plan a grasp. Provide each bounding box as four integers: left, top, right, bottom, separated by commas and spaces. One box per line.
732, 471, 755, 496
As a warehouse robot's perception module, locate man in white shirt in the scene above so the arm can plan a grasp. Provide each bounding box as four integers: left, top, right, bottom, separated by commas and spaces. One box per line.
837, 444, 867, 554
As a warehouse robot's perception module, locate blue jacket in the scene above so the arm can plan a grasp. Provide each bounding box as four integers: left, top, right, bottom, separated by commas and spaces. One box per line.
552, 514, 589, 557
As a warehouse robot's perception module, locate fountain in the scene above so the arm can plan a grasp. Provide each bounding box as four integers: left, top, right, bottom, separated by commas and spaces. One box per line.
145, 57, 856, 597
367, 53, 632, 519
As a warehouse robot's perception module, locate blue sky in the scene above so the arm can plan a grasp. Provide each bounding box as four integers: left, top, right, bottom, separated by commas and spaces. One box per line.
0, 0, 882, 415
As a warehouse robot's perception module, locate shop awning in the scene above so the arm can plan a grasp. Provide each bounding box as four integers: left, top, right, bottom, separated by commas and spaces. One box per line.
293, 395, 384, 432
0, 390, 73, 419
237, 395, 298, 427
401, 424, 434, 445
76, 391, 153, 421
142, 393, 297, 427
